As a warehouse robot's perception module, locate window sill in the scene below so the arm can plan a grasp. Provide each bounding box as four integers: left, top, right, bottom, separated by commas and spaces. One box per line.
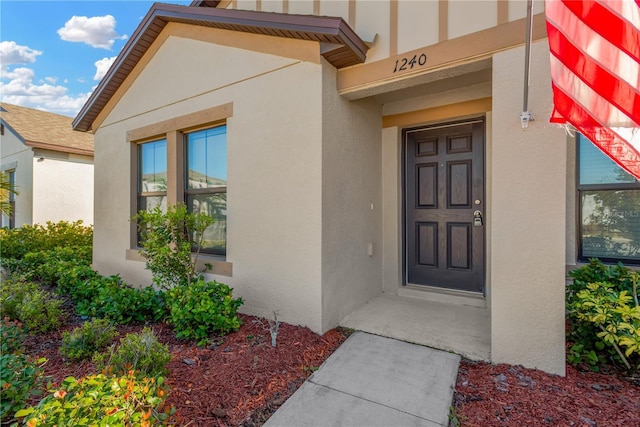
125, 249, 232, 277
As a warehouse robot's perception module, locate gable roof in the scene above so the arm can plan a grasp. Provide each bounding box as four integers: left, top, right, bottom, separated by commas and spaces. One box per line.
73, 3, 368, 133
1, 103, 94, 156
190, 0, 221, 6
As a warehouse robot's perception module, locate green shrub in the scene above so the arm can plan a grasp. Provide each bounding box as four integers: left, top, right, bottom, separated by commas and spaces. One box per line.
17, 372, 173, 427
569, 280, 639, 372
0, 322, 47, 424
56, 264, 101, 296
94, 328, 171, 377
568, 258, 634, 301
134, 204, 214, 290
19, 246, 92, 285
0, 318, 25, 354
567, 259, 640, 372
16, 288, 65, 333
0, 221, 92, 264
60, 319, 119, 361
167, 278, 243, 346
0, 279, 39, 320
73, 275, 167, 325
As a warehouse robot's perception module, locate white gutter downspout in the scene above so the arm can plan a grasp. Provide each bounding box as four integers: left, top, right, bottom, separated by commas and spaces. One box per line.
520, 0, 535, 128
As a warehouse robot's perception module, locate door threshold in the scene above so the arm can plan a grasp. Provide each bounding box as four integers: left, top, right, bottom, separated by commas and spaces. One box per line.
398, 284, 486, 308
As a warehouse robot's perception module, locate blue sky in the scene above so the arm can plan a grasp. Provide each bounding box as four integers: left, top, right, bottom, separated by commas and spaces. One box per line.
0, 0, 191, 117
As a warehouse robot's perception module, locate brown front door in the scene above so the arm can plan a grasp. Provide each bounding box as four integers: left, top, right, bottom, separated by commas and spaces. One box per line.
404, 119, 485, 293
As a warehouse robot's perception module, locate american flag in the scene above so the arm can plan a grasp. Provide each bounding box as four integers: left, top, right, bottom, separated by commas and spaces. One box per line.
545, 0, 640, 179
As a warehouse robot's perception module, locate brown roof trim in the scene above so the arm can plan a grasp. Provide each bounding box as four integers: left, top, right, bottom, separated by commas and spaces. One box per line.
190, 0, 221, 7
25, 140, 94, 157
73, 3, 368, 132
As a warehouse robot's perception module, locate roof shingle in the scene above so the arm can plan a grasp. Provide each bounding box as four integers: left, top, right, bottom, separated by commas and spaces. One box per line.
1, 103, 94, 156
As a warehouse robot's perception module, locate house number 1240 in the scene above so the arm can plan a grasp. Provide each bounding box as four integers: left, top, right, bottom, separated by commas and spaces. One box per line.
393, 53, 427, 73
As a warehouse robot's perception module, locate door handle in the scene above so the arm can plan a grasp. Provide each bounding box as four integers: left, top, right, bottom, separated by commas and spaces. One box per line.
473, 210, 483, 227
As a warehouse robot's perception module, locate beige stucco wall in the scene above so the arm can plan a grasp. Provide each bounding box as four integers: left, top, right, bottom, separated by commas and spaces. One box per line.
490, 40, 566, 375
354, 0, 390, 62
381, 126, 402, 294
1, 127, 33, 227
1, 129, 93, 227
397, 1, 439, 55
93, 30, 326, 332
320, 61, 383, 332
32, 152, 93, 225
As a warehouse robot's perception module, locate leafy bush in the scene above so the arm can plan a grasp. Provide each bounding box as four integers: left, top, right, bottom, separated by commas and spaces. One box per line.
55, 264, 101, 296
0, 278, 39, 320
167, 278, 243, 346
72, 275, 166, 324
0, 320, 47, 424
567, 259, 640, 372
0, 221, 92, 264
17, 372, 173, 427
568, 258, 634, 301
134, 204, 214, 290
0, 319, 25, 355
60, 319, 119, 361
16, 288, 65, 333
0, 354, 47, 423
570, 280, 639, 372
19, 246, 92, 285
94, 328, 171, 377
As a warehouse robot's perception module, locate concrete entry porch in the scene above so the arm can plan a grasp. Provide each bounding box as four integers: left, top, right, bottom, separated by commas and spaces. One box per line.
340, 293, 490, 361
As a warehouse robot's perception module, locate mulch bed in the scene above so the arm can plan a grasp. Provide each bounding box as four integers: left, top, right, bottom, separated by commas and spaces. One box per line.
453, 360, 640, 426
20, 315, 640, 427
21, 314, 349, 426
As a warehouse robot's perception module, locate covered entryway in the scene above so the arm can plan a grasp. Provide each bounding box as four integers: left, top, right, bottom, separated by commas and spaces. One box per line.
404, 119, 485, 294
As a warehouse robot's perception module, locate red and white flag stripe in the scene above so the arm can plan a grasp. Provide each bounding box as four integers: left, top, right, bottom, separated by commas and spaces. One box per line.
546, 0, 640, 179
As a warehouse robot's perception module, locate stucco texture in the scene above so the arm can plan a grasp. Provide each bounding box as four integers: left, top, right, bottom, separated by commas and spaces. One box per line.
321, 62, 383, 332
490, 41, 566, 375
93, 31, 325, 332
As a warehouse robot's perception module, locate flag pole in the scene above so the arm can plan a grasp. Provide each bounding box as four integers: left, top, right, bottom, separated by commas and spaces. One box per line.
520, 0, 534, 128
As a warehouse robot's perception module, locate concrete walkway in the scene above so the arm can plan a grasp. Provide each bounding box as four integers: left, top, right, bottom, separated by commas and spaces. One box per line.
340, 294, 490, 361
264, 332, 461, 427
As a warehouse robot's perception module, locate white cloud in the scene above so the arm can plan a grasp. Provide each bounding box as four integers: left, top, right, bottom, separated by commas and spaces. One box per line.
0, 41, 42, 75
57, 15, 127, 50
0, 67, 91, 117
43, 76, 58, 84
94, 56, 116, 81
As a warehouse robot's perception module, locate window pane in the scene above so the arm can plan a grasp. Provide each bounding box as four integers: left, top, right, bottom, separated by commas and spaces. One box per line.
139, 195, 167, 213
187, 192, 226, 254
581, 189, 640, 261
187, 126, 226, 190
139, 139, 167, 192
579, 135, 636, 185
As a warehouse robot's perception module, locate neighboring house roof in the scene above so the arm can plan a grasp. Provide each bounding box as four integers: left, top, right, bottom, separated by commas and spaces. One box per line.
73, 2, 368, 132
0, 103, 94, 156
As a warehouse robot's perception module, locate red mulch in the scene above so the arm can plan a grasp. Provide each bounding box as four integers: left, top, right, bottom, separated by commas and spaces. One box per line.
453, 360, 640, 426
21, 314, 349, 426
20, 316, 640, 427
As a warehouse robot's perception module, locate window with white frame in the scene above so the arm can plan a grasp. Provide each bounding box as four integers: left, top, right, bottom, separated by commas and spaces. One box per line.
577, 134, 640, 263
